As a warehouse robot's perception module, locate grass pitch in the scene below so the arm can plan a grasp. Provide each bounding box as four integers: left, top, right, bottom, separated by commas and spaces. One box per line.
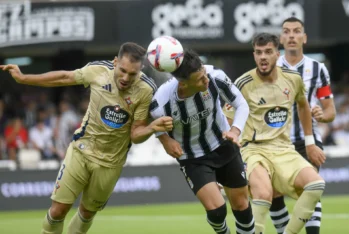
0, 195, 348, 234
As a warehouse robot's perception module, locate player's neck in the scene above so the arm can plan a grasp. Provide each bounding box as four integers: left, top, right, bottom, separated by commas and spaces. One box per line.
284, 50, 304, 66
177, 86, 196, 99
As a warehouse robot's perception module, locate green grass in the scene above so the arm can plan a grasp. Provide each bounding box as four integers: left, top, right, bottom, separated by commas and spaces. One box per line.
0, 196, 348, 234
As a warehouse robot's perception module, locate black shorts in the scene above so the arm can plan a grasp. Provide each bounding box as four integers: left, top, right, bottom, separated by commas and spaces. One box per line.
293, 139, 323, 171
178, 140, 247, 195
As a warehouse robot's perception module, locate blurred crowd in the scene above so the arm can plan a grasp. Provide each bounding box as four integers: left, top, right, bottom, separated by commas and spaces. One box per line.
0, 90, 89, 162
0, 72, 348, 163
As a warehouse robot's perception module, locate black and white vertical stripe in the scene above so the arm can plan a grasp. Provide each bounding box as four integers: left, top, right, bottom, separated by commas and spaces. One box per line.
278, 55, 330, 142
150, 65, 242, 160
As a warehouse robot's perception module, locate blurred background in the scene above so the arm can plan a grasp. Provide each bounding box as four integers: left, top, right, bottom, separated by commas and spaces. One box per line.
0, 0, 348, 233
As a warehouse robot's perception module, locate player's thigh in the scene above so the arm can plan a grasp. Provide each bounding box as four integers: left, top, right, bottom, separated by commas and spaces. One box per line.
215, 142, 247, 189
294, 167, 324, 190
249, 164, 273, 201
51, 144, 89, 204
82, 163, 123, 212
273, 149, 315, 199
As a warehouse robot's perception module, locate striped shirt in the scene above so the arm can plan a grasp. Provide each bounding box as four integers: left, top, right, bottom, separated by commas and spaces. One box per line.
150, 65, 249, 160
277, 55, 334, 143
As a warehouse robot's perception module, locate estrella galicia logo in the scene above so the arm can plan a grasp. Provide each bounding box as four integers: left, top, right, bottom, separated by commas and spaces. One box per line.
100, 105, 129, 129
264, 106, 288, 128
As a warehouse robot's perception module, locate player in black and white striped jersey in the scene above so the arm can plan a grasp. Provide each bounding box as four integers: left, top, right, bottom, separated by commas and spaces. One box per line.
150, 49, 255, 234
269, 17, 337, 234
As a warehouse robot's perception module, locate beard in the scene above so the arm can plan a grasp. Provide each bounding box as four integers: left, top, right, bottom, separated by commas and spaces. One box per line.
257, 63, 276, 77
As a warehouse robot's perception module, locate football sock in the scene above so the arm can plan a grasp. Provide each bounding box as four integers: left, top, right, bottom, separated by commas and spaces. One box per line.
251, 199, 272, 234
285, 181, 325, 234
206, 203, 229, 234
305, 201, 322, 234
41, 209, 64, 234
67, 209, 95, 234
270, 196, 290, 234
232, 203, 255, 234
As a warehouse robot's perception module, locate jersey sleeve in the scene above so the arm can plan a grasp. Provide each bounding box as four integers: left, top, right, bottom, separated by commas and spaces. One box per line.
73, 64, 97, 88
134, 89, 153, 121
149, 80, 173, 137
213, 70, 249, 132
316, 64, 333, 100
295, 75, 307, 102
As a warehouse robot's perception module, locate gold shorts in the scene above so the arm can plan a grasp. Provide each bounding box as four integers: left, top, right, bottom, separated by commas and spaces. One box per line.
51, 143, 123, 211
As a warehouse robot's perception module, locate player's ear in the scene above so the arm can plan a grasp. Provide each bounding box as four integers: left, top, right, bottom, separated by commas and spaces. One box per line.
113, 56, 118, 67
303, 33, 307, 45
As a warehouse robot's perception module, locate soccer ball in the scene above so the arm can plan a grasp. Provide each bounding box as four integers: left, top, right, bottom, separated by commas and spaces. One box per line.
146, 36, 184, 73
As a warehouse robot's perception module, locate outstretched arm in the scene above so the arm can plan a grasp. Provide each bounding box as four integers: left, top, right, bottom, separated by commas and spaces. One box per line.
0, 64, 77, 87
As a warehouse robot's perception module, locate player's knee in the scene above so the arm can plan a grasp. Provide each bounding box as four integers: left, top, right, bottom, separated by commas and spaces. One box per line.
250, 185, 273, 202
206, 203, 227, 224
79, 204, 96, 220
228, 187, 249, 211
50, 202, 71, 220
304, 180, 326, 199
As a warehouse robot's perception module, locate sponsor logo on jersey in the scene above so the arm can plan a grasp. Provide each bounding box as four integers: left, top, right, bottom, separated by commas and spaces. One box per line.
100, 105, 129, 129
201, 90, 211, 101
181, 108, 211, 125
264, 106, 288, 128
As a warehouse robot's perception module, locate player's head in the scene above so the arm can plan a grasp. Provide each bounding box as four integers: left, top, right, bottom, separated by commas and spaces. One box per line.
171, 49, 209, 93
280, 17, 307, 53
252, 33, 280, 77
114, 42, 146, 91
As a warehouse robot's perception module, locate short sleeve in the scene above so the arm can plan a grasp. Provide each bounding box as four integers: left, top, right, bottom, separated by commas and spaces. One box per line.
134, 90, 153, 121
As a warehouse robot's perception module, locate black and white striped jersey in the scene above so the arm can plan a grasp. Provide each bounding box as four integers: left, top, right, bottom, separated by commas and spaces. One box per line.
277, 55, 334, 143
150, 65, 249, 160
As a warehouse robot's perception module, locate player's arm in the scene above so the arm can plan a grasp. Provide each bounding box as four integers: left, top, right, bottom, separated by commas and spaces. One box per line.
215, 72, 249, 146
0, 64, 77, 87
296, 82, 326, 166
312, 65, 336, 123
130, 92, 173, 144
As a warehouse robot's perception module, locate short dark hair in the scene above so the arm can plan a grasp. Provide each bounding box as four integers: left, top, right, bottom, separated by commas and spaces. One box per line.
282, 17, 304, 27
171, 49, 202, 80
118, 42, 146, 63
252, 33, 279, 49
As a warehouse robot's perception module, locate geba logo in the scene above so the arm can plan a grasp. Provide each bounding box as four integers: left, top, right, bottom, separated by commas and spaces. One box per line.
264, 106, 288, 128
0, 0, 94, 48
151, 0, 224, 39
100, 105, 129, 129
233, 0, 304, 43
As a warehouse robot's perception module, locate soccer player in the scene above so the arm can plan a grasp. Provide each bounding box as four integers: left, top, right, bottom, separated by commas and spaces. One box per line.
223, 33, 326, 234
150, 49, 255, 234
0, 42, 173, 234
268, 17, 336, 234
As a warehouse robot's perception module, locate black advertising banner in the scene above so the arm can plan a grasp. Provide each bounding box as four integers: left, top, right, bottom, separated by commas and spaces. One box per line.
0, 0, 348, 55
0, 165, 197, 211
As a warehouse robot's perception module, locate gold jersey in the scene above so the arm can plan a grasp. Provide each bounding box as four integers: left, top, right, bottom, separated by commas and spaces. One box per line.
224, 67, 306, 146
72, 61, 156, 168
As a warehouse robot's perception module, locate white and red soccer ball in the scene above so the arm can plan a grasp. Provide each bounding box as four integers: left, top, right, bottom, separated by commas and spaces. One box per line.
146, 36, 184, 73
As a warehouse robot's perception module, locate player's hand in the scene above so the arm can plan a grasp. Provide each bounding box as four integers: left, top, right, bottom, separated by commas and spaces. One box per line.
222, 126, 241, 148
306, 144, 326, 167
0, 64, 24, 83
162, 137, 183, 158
311, 105, 324, 122
150, 116, 173, 133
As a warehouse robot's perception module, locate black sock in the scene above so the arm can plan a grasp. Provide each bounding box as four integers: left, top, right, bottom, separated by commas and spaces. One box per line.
232, 203, 255, 234
305, 201, 321, 234
270, 196, 290, 234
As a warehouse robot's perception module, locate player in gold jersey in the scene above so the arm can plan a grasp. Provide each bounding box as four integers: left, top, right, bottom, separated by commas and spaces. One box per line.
223, 33, 326, 234
0, 42, 173, 234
